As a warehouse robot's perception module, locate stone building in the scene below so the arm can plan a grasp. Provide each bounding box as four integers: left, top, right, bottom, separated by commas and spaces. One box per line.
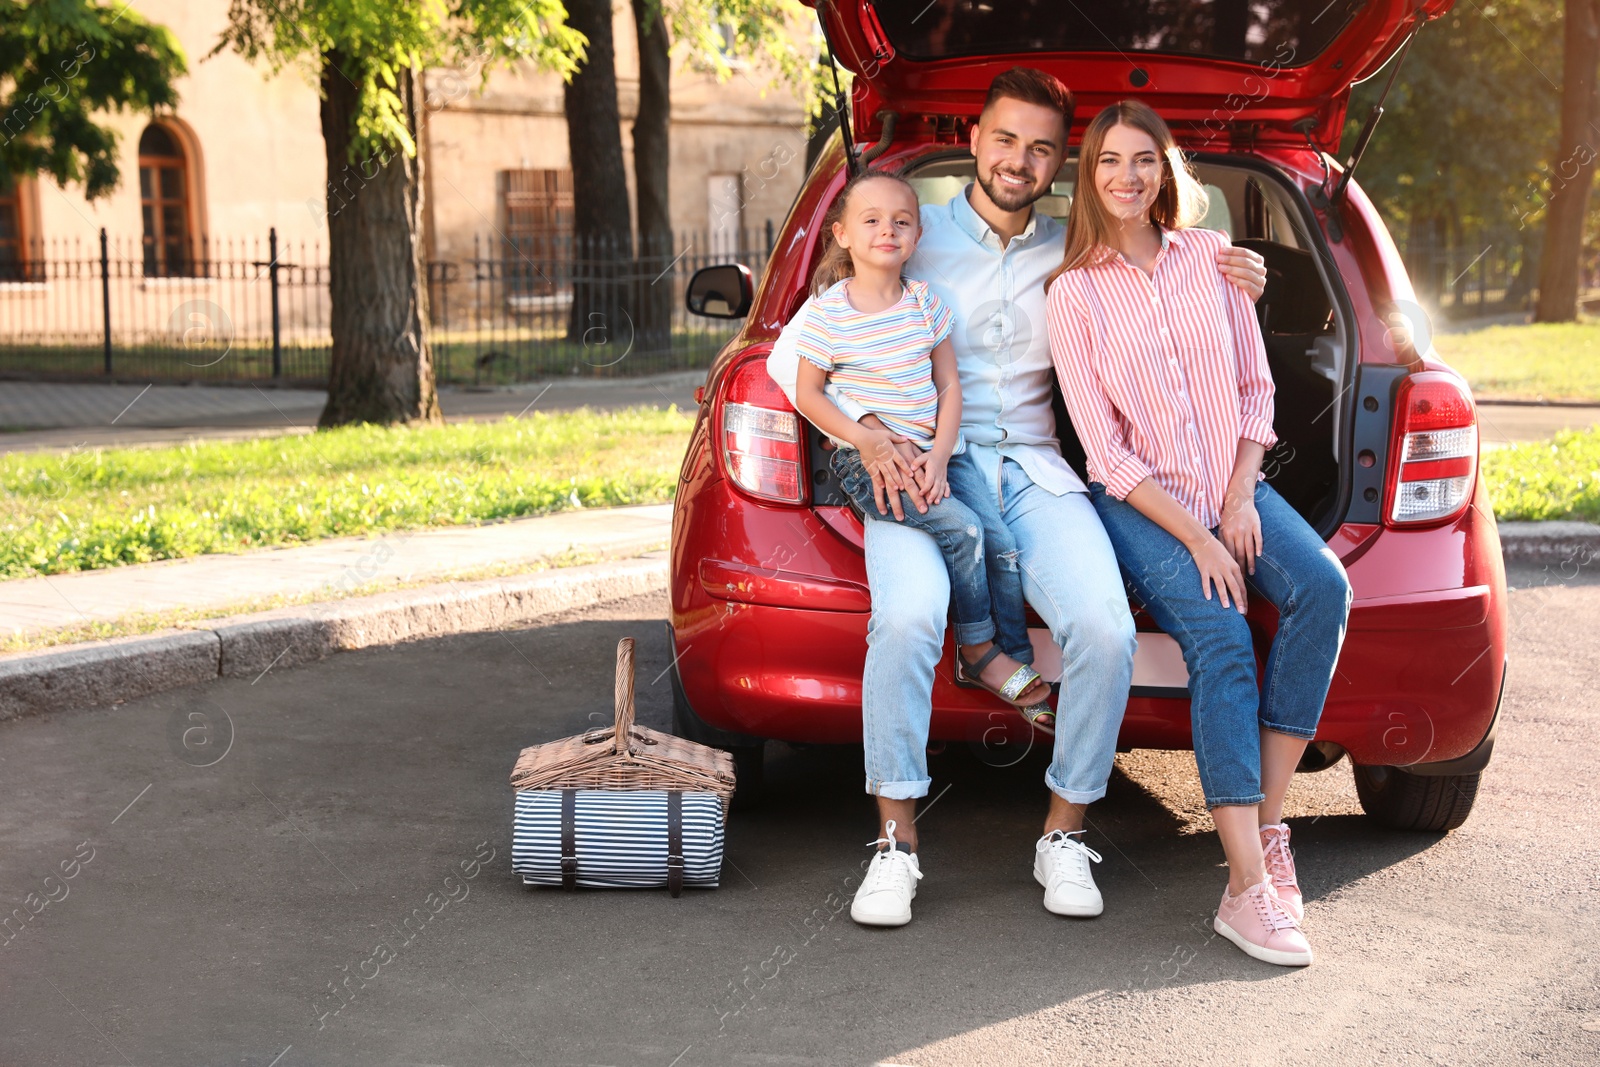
1, 1, 810, 351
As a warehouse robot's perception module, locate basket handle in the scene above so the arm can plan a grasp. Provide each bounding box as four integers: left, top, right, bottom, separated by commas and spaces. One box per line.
613, 637, 636, 755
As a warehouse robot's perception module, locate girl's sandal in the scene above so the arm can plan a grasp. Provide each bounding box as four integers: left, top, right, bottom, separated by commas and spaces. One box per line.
956, 645, 1046, 707
1018, 701, 1056, 737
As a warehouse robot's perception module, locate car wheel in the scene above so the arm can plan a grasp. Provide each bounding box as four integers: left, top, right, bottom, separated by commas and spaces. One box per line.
1352, 763, 1481, 832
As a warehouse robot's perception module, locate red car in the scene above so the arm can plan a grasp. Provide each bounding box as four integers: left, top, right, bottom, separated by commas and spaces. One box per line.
668, 0, 1504, 831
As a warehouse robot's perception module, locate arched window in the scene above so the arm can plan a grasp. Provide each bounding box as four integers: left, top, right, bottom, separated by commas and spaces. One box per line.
139, 123, 193, 276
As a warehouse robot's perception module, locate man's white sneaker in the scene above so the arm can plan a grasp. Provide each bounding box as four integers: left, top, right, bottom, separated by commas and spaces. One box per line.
1033, 830, 1104, 917
850, 819, 922, 928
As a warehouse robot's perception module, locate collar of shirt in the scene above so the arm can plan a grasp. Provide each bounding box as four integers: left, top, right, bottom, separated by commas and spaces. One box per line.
1104, 223, 1186, 275
948, 180, 1043, 250
906, 184, 1086, 499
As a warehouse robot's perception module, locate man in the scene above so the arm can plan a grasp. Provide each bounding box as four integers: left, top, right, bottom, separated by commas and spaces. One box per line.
769, 68, 1267, 927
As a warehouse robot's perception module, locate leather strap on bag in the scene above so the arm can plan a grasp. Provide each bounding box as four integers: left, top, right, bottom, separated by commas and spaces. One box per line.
666, 790, 684, 898
560, 788, 578, 890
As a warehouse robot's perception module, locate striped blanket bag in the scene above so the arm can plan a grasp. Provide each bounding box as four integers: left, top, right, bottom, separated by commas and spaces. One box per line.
512, 788, 725, 892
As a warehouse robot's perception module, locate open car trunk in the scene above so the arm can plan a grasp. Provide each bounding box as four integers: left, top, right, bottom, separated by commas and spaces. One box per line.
808, 0, 1453, 151
806, 151, 1348, 535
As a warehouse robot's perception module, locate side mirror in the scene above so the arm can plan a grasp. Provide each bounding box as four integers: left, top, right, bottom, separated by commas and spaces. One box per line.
685, 264, 754, 319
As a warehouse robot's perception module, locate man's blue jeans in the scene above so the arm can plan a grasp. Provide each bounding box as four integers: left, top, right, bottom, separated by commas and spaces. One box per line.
860, 457, 1136, 803
832, 447, 1032, 662
1089, 480, 1353, 808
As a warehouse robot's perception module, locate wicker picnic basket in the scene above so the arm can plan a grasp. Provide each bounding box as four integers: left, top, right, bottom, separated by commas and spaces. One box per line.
509, 637, 736, 895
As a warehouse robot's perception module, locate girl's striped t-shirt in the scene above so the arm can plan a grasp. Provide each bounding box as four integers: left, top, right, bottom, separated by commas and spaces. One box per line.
792, 277, 954, 449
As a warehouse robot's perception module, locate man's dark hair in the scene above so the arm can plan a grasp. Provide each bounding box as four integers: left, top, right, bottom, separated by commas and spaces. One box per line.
982, 66, 1075, 131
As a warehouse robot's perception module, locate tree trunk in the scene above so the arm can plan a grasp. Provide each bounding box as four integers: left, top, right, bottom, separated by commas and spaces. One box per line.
564, 0, 633, 352
1507, 229, 1542, 307
631, 0, 673, 361
1535, 0, 1600, 322
317, 50, 440, 427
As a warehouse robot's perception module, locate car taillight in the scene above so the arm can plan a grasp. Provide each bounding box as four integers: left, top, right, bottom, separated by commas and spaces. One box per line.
1384, 371, 1478, 527
717, 354, 804, 505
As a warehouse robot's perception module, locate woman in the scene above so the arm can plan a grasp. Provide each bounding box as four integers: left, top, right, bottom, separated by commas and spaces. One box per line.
1044, 100, 1352, 966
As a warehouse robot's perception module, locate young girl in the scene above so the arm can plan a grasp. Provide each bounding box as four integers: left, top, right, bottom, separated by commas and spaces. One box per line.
1045, 101, 1352, 966
788, 170, 1053, 727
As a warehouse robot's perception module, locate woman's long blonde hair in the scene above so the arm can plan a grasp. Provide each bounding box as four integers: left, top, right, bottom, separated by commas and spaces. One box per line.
1046, 100, 1208, 291
810, 170, 919, 296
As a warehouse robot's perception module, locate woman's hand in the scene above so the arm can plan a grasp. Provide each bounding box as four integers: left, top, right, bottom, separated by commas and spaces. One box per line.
1188, 533, 1248, 613
1218, 486, 1262, 576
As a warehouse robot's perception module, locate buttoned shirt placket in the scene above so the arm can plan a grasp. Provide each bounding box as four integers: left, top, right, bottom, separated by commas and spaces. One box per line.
1116, 230, 1214, 523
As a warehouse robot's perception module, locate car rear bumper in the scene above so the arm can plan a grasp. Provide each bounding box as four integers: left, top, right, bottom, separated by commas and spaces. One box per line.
670, 451, 1508, 769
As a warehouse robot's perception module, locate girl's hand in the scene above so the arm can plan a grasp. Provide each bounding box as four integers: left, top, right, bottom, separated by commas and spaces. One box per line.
1219, 486, 1262, 576
1188, 534, 1248, 613
912, 450, 951, 504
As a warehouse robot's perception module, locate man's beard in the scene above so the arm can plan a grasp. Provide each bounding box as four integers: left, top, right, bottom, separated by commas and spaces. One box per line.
977, 167, 1041, 212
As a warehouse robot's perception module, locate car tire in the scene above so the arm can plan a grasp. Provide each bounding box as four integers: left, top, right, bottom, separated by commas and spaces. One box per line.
1352, 764, 1481, 832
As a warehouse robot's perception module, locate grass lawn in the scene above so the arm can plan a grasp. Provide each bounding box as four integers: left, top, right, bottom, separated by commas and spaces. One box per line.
1434, 320, 1600, 401
1483, 426, 1600, 522
0, 406, 694, 579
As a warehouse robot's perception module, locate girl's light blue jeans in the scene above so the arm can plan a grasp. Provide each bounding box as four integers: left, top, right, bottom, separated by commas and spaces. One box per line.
860, 458, 1136, 804
832, 447, 1032, 661
1089, 479, 1353, 808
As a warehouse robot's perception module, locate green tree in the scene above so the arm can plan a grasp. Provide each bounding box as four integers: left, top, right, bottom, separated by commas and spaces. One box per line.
562, 0, 806, 356
0, 0, 186, 201
1342, 2, 1563, 307
1536, 0, 1600, 321
214, 1, 582, 427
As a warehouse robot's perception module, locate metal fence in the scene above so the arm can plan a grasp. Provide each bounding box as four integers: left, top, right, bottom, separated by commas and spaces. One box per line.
1392, 226, 1600, 318
0, 225, 773, 385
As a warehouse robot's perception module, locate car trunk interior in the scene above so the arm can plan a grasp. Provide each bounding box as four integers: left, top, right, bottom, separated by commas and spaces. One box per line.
804, 152, 1348, 537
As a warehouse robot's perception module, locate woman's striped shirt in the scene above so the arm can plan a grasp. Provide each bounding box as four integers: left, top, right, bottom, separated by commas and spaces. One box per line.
1046, 226, 1277, 528
792, 277, 954, 449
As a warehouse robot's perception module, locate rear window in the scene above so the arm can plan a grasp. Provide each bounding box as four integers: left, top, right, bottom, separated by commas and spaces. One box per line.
875, 0, 1366, 67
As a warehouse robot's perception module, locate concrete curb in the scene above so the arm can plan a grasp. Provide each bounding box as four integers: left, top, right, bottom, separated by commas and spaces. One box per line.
0, 555, 667, 721
2, 523, 1592, 721
1498, 521, 1600, 564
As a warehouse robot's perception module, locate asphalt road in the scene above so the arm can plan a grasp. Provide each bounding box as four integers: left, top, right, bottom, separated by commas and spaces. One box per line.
2, 563, 1598, 1066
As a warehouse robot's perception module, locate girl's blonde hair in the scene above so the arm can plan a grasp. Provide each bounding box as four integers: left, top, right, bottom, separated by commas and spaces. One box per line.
1046, 100, 1208, 291
810, 170, 920, 296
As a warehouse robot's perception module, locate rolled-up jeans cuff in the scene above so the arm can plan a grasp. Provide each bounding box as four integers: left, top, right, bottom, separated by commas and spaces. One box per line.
1044, 775, 1106, 806
1206, 793, 1267, 809
866, 777, 931, 800
1259, 720, 1318, 740
953, 619, 997, 647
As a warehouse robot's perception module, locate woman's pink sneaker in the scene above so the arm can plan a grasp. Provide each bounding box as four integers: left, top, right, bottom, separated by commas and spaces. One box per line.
1213, 879, 1313, 967
1260, 822, 1304, 923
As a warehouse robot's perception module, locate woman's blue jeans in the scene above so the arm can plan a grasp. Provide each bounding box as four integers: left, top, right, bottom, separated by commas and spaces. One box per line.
1089, 480, 1353, 808
832, 447, 1032, 662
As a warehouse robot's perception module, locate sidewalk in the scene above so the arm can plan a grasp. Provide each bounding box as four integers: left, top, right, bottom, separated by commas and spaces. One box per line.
0, 372, 703, 453
1476, 401, 1600, 449
2, 503, 672, 639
